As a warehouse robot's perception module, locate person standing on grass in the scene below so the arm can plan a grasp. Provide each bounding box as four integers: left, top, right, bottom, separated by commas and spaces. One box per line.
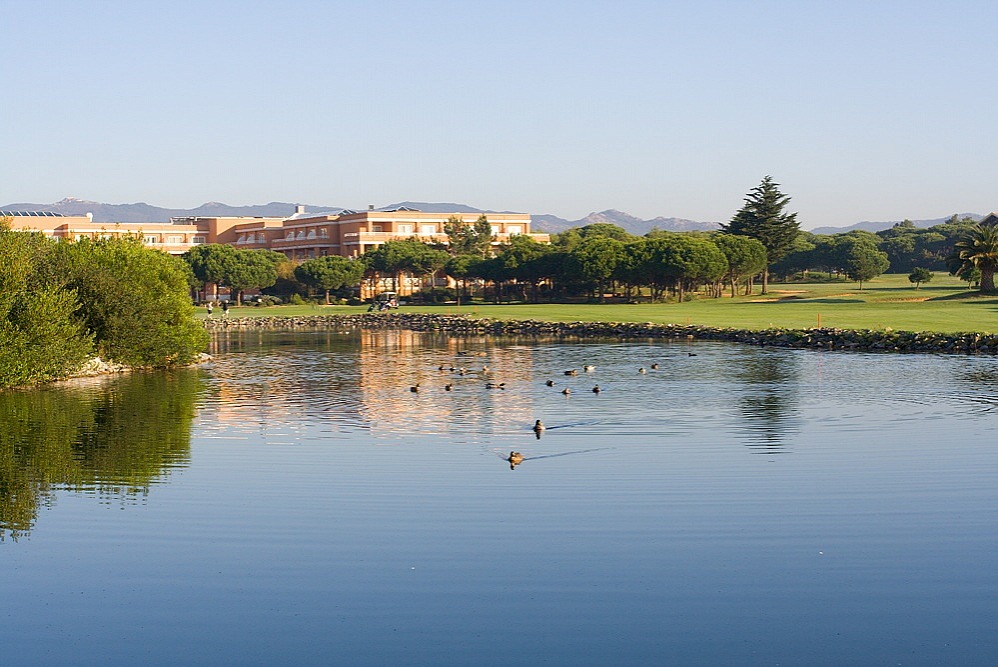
206, 302, 213, 317
221, 301, 229, 317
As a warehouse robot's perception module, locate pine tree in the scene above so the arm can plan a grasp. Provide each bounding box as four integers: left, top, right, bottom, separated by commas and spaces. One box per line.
721, 176, 800, 293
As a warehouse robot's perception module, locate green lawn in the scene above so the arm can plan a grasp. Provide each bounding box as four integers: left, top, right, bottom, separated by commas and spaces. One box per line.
207, 273, 998, 334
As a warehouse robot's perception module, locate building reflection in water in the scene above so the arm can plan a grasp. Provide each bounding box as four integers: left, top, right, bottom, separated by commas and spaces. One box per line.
0, 370, 201, 540
205, 329, 542, 441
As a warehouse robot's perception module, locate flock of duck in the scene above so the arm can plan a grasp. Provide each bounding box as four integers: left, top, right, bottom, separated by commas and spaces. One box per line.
407, 350, 699, 470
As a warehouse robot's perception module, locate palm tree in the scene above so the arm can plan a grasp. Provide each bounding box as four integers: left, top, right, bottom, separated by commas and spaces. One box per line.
947, 224, 998, 292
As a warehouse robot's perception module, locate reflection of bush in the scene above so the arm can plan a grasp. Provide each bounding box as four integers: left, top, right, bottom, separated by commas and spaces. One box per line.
0, 370, 202, 540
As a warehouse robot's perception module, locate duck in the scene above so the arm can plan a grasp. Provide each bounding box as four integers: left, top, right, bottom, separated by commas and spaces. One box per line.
561, 387, 572, 395
410, 383, 420, 392
485, 382, 506, 390
545, 379, 555, 387
583, 365, 596, 372
507, 451, 524, 469
533, 419, 545, 433
650, 363, 659, 370
564, 369, 578, 376
592, 385, 601, 394
638, 367, 647, 374
444, 383, 453, 391
688, 352, 698, 357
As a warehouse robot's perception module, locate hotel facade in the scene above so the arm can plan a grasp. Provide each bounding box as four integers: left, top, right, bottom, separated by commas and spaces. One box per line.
2, 206, 549, 260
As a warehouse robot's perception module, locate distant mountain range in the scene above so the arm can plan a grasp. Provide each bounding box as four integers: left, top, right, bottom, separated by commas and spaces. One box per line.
809, 214, 984, 235
1, 198, 987, 236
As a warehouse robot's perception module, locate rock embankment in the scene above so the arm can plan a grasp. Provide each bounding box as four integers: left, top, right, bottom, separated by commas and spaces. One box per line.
204, 313, 997, 355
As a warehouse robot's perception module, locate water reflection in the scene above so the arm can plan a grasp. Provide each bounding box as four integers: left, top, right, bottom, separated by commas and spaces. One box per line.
0, 370, 201, 540
734, 349, 801, 452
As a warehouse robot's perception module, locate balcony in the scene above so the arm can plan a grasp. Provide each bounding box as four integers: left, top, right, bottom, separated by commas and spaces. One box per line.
342, 231, 446, 244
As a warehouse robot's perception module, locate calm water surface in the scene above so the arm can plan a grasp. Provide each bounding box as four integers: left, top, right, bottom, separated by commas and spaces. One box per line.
2, 330, 997, 665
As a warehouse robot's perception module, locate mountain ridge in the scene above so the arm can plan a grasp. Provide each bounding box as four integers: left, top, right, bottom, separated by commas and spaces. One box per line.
1, 198, 986, 236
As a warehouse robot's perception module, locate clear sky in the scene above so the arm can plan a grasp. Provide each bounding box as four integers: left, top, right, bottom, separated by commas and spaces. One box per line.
4, 0, 996, 229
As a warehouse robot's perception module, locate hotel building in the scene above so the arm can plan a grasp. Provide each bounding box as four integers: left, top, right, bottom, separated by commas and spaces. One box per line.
2, 206, 548, 260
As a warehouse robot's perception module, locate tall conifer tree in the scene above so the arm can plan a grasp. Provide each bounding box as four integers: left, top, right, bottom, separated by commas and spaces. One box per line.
721, 176, 800, 293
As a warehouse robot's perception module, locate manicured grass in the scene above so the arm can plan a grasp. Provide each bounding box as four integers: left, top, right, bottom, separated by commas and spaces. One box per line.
205, 273, 998, 334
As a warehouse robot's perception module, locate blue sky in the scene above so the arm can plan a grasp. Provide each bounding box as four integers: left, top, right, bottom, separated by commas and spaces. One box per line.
4, 0, 996, 229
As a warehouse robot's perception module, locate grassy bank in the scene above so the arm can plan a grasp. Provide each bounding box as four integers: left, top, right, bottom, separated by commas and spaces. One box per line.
204, 273, 998, 334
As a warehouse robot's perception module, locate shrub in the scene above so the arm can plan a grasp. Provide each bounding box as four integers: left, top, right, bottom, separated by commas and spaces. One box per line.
49, 236, 208, 367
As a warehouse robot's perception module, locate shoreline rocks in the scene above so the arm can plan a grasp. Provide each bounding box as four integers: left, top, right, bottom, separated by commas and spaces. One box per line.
204, 313, 997, 355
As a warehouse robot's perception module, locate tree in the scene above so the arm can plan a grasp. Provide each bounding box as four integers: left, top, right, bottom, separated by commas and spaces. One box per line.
495, 235, 552, 302
567, 236, 625, 302
50, 236, 208, 367
947, 224, 998, 292
183, 244, 239, 301
908, 267, 933, 289
576, 223, 634, 242
721, 176, 800, 293
363, 239, 449, 295
225, 250, 279, 305
712, 234, 767, 297
839, 237, 890, 289
444, 254, 481, 303
294, 256, 365, 304
0, 221, 93, 387
656, 234, 728, 301
443, 214, 494, 257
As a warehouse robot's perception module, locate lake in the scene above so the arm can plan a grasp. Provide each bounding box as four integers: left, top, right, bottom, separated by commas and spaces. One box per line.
2, 329, 997, 665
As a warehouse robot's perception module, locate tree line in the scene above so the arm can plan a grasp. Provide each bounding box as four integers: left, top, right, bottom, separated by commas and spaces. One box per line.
178, 178, 998, 305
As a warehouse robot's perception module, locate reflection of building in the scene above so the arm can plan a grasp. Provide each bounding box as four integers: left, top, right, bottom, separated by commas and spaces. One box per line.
3, 206, 549, 260
204, 330, 540, 437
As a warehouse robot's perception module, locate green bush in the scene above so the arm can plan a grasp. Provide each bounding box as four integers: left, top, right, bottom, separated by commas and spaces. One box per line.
0, 224, 94, 387
47, 236, 208, 367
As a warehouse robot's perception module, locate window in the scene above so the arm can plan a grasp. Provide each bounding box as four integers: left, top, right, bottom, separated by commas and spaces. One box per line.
507, 225, 522, 236
144, 235, 158, 245
319, 228, 328, 238
420, 224, 437, 236
192, 236, 206, 245
237, 234, 246, 244
397, 224, 414, 235
286, 231, 294, 240
296, 230, 306, 240
373, 225, 383, 232
167, 236, 183, 244
491, 226, 500, 235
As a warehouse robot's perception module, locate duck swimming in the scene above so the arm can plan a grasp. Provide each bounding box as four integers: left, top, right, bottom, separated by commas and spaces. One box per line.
545, 379, 555, 387
507, 451, 524, 469
592, 385, 601, 394
533, 419, 545, 432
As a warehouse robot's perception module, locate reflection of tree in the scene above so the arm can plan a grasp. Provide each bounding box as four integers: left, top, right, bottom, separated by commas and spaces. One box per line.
0, 370, 201, 540
735, 351, 800, 451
